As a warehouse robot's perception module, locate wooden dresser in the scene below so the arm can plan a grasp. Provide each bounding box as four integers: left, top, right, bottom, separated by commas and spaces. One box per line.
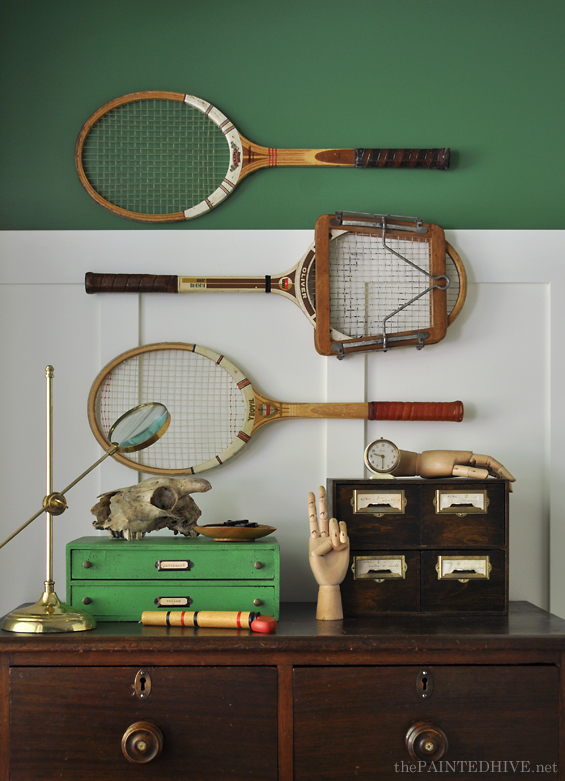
1, 601, 563, 779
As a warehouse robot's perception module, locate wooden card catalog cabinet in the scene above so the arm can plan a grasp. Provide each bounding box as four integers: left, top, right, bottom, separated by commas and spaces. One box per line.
328, 478, 509, 616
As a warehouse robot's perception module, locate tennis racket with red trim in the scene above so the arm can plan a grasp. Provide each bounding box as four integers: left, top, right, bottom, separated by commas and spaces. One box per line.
75, 91, 450, 223
87, 342, 464, 476
85, 213, 466, 358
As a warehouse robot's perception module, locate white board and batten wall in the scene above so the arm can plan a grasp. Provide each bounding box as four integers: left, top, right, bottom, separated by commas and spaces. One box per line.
0, 229, 562, 619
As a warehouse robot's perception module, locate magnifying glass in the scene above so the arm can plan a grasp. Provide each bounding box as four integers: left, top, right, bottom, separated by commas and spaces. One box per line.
109, 402, 171, 451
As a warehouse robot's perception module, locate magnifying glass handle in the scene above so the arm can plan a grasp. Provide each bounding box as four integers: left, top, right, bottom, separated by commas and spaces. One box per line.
0, 445, 118, 552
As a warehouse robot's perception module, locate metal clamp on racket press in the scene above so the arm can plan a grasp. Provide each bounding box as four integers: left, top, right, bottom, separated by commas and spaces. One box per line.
333, 212, 429, 234
331, 331, 431, 359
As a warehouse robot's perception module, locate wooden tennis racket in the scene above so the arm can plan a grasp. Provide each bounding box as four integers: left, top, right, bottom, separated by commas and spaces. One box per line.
85, 213, 466, 358
75, 91, 450, 223
87, 342, 464, 476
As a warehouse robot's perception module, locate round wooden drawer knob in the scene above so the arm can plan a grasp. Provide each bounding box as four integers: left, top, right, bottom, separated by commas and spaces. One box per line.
405, 721, 448, 762
122, 721, 164, 764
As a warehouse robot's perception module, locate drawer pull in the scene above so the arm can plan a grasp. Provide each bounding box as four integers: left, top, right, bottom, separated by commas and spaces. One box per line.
351, 555, 407, 582
405, 721, 448, 762
434, 489, 489, 516
436, 555, 492, 582
254, 561, 263, 569
122, 721, 163, 764
82, 560, 92, 569
352, 489, 407, 515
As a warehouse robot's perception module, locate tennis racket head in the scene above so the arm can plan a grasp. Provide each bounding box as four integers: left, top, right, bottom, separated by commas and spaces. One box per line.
445, 242, 467, 326
88, 342, 255, 475
313, 213, 457, 357
75, 92, 244, 223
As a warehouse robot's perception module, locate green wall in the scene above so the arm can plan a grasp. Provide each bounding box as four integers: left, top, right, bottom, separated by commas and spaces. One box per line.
1, 0, 563, 230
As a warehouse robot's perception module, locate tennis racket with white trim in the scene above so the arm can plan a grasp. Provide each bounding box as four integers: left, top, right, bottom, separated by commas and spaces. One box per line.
75, 91, 450, 223
85, 213, 466, 358
87, 342, 464, 476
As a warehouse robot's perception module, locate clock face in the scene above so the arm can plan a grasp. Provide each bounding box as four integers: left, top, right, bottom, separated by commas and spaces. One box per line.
364, 439, 400, 474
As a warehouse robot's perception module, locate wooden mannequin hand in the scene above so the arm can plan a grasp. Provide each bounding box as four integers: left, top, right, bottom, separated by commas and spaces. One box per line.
308, 486, 349, 620
392, 450, 515, 483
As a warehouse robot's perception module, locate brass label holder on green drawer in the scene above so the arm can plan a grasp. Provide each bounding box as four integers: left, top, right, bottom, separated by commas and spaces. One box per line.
155, 560, 193, 571
154, 596, 193, 607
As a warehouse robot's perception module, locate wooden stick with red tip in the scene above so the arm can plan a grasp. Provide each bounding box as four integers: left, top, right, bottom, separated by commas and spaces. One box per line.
140, 610, 277, 634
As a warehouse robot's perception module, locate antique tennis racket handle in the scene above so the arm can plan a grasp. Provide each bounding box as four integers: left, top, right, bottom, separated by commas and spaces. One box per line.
369, 401, 463, 422
281, 401, 464, 422
354, 148, 449, 170
86, 273, 179, 294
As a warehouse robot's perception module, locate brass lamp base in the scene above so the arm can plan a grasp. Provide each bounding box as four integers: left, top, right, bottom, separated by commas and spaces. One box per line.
1, 582, 96, 633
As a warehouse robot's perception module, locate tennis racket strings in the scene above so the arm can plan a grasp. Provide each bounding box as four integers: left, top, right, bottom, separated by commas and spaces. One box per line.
81, 99, 230, 215
295, 243, 461, 333
96, 349, 248, 471
328, 232, 440, 340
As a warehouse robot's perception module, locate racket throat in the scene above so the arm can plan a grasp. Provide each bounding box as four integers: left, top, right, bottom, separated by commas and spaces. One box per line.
252, 395, 369, 431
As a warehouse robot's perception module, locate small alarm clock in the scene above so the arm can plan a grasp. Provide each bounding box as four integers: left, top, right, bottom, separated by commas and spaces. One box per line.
363, 438, 400, 478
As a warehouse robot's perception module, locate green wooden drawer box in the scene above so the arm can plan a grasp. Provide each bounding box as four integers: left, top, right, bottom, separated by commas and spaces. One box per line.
66, 535, 280, 621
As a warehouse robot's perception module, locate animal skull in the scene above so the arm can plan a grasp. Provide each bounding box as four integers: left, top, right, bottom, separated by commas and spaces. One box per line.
91, 476, 212, 540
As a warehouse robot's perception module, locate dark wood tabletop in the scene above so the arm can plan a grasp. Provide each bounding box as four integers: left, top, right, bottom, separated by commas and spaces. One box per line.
2, 601, 565, 653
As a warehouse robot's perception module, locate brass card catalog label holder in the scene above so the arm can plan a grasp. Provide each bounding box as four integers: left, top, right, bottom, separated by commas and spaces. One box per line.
352, 489, 407, 517
434, 489, 489, 517
352, 554, 407, 583
436, 555, 492, 583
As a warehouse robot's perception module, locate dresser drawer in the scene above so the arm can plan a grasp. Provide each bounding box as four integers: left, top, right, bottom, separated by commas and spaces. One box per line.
68, 582, 279, 621
333, 482, 421, 548
294, 665, 559, 779
421, 549, 506, 613
10, 665, 278, 780
420, 481, 506, 547
69, 537, 278, 580
341, 550, 421, 614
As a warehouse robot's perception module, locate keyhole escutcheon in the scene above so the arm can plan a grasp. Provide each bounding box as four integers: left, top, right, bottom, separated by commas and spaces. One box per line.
416, 668, 433, 699
134, 669, 152, 699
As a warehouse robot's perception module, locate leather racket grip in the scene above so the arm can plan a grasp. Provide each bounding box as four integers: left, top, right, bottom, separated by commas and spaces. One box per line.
85, 272, 178, 293
355, 148, 450, 170
369, 401, 464, 422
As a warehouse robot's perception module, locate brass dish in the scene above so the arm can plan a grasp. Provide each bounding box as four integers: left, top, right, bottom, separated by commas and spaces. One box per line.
195, 524, 276, 542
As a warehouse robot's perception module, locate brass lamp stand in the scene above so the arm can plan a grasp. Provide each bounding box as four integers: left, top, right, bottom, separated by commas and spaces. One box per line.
0, 366, 170, 634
